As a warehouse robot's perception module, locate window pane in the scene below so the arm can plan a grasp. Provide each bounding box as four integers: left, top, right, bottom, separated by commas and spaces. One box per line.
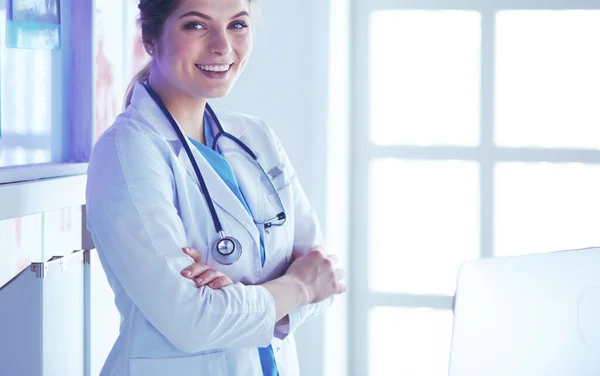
369, 10, 481, 146
495, 11, 600, 149
370, 307, 453, 376
0, 147, 50, 165
369, 159, 479, 295
0, 17, 55, 166
495, 163, 600, 256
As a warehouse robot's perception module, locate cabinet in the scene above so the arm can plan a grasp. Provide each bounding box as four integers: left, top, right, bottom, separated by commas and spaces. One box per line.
0, 249, 119, 376
0, 251, 85, 376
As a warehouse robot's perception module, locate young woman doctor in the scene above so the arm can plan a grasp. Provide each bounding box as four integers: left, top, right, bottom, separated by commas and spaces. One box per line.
85, 0, 346, 375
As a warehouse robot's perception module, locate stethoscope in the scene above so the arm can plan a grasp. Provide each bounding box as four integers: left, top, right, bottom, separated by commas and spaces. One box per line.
143, 82, 287, 265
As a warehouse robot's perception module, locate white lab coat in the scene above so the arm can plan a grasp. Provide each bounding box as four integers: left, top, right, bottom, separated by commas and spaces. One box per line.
85, 82, 332, 376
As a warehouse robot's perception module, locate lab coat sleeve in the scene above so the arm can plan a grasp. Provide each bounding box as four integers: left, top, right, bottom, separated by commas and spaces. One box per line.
86, 124, 276, 354
265, 125, 335, 339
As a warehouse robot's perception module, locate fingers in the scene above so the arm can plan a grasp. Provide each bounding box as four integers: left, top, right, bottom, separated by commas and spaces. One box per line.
207, 276, 233, 289
180, 248, 233, 289
329, 268, 346, 295
180, 262, 210, 279
182, 247, 202, 264
195, 270, 233, 288
291, 248, 338, 263
181, 264, 233, 289
193, 268, 221, 286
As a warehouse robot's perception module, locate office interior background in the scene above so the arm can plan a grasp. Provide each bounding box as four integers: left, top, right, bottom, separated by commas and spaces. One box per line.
1, 0, 600, 375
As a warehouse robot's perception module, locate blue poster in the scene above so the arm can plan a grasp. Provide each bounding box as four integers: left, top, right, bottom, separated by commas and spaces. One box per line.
6, 0, 61, 50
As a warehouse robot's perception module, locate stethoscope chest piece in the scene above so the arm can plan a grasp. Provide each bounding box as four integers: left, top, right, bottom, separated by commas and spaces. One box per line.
212, 234, 242, 265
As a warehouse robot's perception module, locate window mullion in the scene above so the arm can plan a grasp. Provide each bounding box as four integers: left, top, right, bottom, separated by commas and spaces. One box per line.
363, 0, 598, 11
369, 293, 454, 310
481, 8, 496, 259
348, 0, 373, 375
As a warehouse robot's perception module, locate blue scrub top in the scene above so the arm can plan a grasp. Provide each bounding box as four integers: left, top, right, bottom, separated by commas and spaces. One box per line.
187, 112, 278, 376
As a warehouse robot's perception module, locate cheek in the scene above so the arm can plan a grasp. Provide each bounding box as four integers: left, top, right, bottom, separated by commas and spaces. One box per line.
236, 36, 253, 61
159, 31, 194, 65
169, 38, 195, 61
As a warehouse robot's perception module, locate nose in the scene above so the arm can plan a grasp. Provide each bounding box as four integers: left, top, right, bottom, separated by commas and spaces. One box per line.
209, 29, 232, 56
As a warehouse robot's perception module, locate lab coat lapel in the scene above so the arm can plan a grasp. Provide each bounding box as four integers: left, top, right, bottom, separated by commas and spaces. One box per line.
131, 83, 259, 243
175, 137, 260, 244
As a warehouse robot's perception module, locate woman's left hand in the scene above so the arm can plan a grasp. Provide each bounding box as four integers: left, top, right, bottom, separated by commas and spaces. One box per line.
180, 247, 233, 289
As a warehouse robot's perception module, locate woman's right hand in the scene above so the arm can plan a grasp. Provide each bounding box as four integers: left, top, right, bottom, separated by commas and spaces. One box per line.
284, 249, 346, 305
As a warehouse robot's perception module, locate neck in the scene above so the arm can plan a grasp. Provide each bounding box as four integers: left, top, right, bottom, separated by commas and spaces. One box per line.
148, 71, 207, 144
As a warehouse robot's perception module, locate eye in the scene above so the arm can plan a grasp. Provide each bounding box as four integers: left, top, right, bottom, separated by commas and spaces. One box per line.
229, 21, 248, 30
184, 21, 206, 30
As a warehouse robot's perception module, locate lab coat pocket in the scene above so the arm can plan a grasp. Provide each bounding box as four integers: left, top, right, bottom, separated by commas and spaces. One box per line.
266, 163, 293, 208
267, 162, 291, 190
129, 351, 228, 376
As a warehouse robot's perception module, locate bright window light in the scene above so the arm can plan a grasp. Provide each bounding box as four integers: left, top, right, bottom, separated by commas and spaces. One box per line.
369, 159, 480, 296
369, 10, 481, 147
495, 10, 600, 149
495, 162, 600, 256
369, 307, 453, 376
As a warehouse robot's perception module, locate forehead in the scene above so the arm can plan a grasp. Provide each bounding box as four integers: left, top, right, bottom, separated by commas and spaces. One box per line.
174, 0, 251, 16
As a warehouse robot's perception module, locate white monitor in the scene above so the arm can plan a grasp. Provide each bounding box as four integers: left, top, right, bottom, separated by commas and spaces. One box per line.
449, 247, 600, 376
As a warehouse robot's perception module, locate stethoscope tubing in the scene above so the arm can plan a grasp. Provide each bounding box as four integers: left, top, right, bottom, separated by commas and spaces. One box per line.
142, 82, 286, 264
143, 82, 226, 235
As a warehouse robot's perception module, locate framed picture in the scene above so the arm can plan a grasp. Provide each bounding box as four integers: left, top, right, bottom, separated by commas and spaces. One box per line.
6, 0, 61, 50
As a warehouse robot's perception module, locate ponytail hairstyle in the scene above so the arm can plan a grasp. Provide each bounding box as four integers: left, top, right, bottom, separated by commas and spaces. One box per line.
124, 61, 151, 109
123, 0, 260, 109
123, 0, 182, 108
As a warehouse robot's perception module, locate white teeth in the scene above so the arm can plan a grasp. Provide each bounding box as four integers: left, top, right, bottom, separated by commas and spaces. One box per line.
197, 64, 231, 72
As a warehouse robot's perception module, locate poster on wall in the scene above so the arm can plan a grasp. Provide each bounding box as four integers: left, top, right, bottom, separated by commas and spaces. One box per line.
127, 0, 150, 83
6, 0, 61, 50
94, 0, 123, 141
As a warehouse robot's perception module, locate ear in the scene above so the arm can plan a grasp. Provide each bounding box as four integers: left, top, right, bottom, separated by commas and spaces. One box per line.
142, 37, 156, 56
144, 43, 155, 56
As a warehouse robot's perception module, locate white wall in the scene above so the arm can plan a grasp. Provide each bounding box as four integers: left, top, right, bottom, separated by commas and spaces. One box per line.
212, 1, 342, 375
212, 0, 330, 214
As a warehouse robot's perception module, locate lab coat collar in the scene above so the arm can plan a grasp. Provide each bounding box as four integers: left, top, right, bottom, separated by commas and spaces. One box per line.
130, 81, 247, 141
129, 81, 259, 247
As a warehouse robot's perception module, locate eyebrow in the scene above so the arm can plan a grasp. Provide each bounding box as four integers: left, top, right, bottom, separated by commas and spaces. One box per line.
179, 10, 250, 20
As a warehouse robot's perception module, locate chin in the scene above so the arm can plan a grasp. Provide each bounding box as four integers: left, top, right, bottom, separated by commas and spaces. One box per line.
201, 86, 234, 99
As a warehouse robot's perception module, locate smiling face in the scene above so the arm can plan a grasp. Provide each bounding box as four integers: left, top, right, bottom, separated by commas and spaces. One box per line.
147, 0, 253, 100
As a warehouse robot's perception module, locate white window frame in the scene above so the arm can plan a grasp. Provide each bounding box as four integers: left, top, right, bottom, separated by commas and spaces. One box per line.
349, 0, 600, 375
0, 0, 93, 186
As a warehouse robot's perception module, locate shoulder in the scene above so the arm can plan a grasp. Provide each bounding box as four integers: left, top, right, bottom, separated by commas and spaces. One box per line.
89, 110, 169, 175
213, 108, 266, 126
94, 108, 166, 154
213, 109, 277, 140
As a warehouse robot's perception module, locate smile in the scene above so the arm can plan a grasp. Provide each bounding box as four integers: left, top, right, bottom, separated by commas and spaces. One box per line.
195, 63, 233, 72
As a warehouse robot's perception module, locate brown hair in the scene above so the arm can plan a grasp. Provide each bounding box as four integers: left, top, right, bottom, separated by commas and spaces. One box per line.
123, 0, 182, 108
123, 0, 258, 109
